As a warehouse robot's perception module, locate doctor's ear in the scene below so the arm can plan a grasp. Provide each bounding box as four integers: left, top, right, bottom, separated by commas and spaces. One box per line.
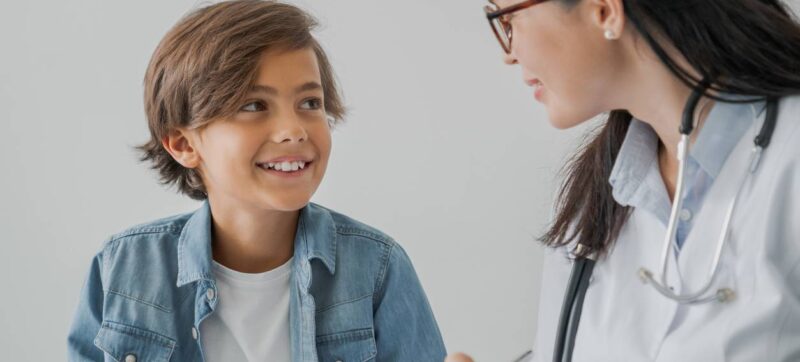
587, 0, 625, 40
161, 129, 202, 169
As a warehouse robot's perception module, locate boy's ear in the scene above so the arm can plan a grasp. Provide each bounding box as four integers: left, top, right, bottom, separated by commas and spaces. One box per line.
161, 129, 201, 169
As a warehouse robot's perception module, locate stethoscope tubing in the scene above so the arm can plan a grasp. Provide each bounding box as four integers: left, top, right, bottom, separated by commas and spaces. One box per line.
553, 256, 595, 362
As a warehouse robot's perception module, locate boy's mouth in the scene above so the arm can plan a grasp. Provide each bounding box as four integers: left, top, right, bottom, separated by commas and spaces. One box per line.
256, 160, 313, 173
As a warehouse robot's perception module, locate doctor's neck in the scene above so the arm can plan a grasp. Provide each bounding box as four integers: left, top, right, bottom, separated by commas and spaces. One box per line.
623, 57, 713, 151
617, 53, 715, 200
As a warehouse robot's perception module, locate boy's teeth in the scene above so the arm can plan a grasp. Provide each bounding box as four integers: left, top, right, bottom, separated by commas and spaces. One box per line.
263, 160, 308, 172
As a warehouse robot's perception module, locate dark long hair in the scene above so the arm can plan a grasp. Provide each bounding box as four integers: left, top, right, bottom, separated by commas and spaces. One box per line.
541, 0, 800, 258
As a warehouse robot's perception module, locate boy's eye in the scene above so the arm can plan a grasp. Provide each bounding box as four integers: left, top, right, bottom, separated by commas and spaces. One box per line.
300, 97, 322, 110
240, 100, 267, 112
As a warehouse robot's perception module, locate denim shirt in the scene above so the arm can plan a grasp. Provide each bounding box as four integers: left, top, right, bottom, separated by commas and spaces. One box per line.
68, 202, 446, 361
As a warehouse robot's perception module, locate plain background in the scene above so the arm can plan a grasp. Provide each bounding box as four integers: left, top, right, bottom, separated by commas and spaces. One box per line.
2, 1, 797, 360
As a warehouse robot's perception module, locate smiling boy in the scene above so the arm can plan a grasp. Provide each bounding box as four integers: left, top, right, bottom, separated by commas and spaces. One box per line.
67, 1, 446, 361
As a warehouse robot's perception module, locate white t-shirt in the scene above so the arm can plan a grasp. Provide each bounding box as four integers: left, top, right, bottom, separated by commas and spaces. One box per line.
200, 258, 293, 362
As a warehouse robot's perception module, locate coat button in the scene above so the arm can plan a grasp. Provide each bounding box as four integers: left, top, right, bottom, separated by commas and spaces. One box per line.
192, 327, 198, 340
124, 354, 137, 362
206, 288, 215, 301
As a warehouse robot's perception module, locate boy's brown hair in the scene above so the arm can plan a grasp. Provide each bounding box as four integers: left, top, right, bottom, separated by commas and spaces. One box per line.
138, 0, 345, 200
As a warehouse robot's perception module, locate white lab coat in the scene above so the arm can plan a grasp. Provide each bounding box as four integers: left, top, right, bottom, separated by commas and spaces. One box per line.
533, 95, 800, 362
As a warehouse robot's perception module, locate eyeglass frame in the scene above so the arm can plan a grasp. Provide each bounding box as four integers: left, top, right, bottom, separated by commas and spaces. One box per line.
484, 0, 551, 54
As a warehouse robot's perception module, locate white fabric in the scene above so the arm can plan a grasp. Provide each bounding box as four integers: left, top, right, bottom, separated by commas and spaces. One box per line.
201, 258, 293, 362
533, 95, 800, 362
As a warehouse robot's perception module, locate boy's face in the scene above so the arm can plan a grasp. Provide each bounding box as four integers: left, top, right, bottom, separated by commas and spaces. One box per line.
173, 47, 332, 212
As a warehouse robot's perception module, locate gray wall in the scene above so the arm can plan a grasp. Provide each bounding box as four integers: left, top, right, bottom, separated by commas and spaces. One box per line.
2, 0, 796, 360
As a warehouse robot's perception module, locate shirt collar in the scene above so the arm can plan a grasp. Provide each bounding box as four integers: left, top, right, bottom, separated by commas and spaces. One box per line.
607, 120, 673, 223
176, 202, 214, 287
295, 203, 338, 275
608, 98, 763, 218
690, 98, 762, 178
176, 201, 337, 287
609, 119, 661, 207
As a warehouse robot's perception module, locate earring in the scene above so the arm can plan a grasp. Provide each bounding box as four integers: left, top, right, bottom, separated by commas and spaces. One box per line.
604, 29, 616, 40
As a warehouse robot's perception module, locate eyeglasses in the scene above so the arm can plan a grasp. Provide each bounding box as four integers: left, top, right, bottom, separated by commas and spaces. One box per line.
484, 0, 550, 54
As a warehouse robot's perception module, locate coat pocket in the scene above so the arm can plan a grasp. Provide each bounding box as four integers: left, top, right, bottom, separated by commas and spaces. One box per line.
316, 328, 377, 362
93, 321, 176, 362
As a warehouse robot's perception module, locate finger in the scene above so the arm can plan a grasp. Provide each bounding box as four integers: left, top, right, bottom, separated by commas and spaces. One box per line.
445, 352, 475, 362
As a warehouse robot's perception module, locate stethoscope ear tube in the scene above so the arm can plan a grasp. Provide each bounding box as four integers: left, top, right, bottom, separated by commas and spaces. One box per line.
679, 81, 711, 135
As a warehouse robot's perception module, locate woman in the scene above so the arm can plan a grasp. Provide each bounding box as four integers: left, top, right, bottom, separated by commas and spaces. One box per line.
451, 0, 800, 361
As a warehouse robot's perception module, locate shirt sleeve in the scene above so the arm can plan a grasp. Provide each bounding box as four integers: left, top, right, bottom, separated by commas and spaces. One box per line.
67, 253, 106, 361
372, 243, 447, 361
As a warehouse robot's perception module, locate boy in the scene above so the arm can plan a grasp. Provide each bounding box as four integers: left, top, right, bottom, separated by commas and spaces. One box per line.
67, 1, 446, 361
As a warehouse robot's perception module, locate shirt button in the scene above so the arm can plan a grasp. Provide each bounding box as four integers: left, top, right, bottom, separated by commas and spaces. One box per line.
206, 288, 215, 301
192, 327, 198, 340
679, 208, 692, 222
124, 354, 137, 362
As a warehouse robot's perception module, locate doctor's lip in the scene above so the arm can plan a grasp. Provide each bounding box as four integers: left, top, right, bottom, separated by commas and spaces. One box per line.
524, 78, 542, 87
526, 78, 545, 101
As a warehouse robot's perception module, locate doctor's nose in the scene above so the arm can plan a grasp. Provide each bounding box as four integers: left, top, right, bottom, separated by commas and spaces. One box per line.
503, 50, 518, 65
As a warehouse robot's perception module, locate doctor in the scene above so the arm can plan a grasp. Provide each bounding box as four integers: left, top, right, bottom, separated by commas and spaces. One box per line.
448, 0, 800, 361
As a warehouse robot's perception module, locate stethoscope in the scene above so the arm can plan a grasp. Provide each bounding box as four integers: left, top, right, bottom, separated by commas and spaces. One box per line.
553, 85, 779, 362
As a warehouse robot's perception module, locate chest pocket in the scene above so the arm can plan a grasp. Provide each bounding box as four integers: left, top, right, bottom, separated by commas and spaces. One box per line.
94, 321, 176, 362
316, 328, 377, 362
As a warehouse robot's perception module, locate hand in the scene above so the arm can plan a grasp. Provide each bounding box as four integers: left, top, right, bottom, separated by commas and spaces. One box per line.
445, 352, 475, 362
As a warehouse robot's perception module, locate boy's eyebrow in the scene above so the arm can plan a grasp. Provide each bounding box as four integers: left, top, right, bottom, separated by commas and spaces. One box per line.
295, 81, 322, 93
250, 81, 323, 95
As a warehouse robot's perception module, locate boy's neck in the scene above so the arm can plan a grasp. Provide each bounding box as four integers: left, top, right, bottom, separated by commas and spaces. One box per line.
207, 196, 299, 274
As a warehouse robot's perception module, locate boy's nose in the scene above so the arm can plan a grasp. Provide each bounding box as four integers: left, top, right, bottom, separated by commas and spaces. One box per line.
271, 116, 308, 143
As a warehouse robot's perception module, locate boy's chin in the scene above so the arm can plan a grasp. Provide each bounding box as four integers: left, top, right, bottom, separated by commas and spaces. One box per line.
257, 193, 313, 212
